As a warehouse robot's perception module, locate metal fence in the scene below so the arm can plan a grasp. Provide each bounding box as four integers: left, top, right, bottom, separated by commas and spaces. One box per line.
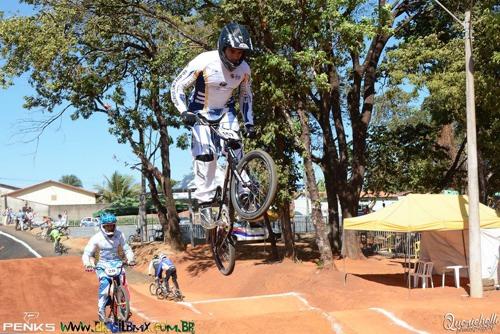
141, 214, 422, 258
360, 230, 421, 258
291, 216, 422, 258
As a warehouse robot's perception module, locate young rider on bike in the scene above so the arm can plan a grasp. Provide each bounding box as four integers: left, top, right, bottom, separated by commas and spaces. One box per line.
171, 22, 255, 229
49, 226, 62, 254
82, 213, 136, 322
149, 254, 180, 293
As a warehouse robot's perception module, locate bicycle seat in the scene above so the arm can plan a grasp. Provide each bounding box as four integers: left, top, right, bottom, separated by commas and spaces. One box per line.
196, 112, 226, 125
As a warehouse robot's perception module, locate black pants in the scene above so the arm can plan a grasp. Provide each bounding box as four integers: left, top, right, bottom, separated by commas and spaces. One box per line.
160, 268, 179, 290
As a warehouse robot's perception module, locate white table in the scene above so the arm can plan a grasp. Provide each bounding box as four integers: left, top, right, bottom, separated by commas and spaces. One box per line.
441, 265, 468, 288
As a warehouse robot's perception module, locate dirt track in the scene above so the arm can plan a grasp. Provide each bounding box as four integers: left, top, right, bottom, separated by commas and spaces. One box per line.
1, 231, 499, 334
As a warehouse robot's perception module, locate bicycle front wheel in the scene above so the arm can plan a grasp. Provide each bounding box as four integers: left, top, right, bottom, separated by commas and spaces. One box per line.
114, 286, 130, 321
230, 149, 278, 221
149, 282, 157, 295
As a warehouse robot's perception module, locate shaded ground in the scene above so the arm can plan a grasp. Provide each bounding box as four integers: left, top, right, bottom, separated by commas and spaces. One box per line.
0, 227, 499, 333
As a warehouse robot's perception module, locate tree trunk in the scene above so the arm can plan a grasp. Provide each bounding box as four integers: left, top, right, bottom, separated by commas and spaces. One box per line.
438, 123, 458, 161
324, 170, 341, 255
273, 127, 297, 260
138, 130, 147, 242
263, 214, 279, 261
339, 191, 364, 259
151, 75, 183, 251
144, 170, 168, 236
297, 106, 333, 268
279, 201, 296, 261
139, 169, 147, 242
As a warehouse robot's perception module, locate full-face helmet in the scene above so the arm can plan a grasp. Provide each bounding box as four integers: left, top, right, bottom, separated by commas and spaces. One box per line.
99, 213, 117, 237
217, 22, 253, 71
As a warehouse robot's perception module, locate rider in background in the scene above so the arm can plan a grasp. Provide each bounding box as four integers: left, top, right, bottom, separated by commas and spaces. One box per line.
147, 254, 160, 276
171, 22, 255, 228
82, 213, 135, 322
155, 254, 181, 295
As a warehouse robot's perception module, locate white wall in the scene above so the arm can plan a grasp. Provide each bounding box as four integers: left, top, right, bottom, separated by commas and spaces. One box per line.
293, 196, 329, 217
16, 185, 96, 205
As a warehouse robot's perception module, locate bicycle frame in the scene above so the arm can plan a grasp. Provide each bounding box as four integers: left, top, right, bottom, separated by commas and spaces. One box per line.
196, 115, 246, 231
96, 262, 129, 321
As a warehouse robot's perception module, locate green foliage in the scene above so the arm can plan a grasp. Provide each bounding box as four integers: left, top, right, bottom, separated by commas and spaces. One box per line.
94, 171, 139, 203
59, 174, 83, 187
365, 123, 451, 194
93, 195, 188, 217
382, 1, 500, 198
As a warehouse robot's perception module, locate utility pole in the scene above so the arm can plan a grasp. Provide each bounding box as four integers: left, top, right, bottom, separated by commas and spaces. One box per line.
432, 1, 482, 297
464, 9, 482, 298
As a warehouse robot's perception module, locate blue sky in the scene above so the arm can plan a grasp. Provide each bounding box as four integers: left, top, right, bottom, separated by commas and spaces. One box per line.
0, 2, 192, 190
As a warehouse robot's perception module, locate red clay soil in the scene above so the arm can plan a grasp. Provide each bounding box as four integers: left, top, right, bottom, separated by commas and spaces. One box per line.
1, 240, 499, 334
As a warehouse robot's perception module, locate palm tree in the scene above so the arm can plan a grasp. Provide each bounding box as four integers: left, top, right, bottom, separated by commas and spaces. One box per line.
95, 171, 139, 203
59, 174, 83, 187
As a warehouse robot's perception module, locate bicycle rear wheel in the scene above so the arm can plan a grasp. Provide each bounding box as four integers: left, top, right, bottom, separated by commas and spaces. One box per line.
230, 149, 278, 220
209, 206, 236, 276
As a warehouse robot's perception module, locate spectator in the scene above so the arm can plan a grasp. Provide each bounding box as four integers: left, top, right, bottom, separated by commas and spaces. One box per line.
54, 214, 67, 228
8, 208, 15, 225
61, 210, 68, 225
16, 209, 25, 231
26, 210, 34, 230
42, 216, 53, 238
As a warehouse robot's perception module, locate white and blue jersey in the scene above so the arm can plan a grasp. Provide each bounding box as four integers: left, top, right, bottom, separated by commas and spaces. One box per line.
82, 230, 134, 266
171, 50, 253, 126
155, 258, 175, 278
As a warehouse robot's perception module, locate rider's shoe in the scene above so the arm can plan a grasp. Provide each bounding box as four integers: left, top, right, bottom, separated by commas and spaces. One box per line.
199, 203, 216, 229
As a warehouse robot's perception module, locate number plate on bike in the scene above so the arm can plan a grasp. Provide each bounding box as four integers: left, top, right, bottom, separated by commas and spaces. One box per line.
218, 128, 240, 140
105, 267, 119, 276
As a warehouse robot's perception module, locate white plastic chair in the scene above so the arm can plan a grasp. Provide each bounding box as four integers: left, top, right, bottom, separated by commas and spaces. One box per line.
409, 261, 434, 289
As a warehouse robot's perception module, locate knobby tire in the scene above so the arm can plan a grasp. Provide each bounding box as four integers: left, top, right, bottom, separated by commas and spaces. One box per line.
230, 149, 278, 220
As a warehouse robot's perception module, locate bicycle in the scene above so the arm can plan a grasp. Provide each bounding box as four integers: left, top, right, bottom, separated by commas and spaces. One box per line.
149, 278, 163, 296
55, 225, 70, 237
54, 239, 68, 255
155, 284, 184, 302
93, 260, 132, 323
194, 113, 278, 275
127, 227, 142, 244
50, 228, 68, 255
35, 224, 52, 242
